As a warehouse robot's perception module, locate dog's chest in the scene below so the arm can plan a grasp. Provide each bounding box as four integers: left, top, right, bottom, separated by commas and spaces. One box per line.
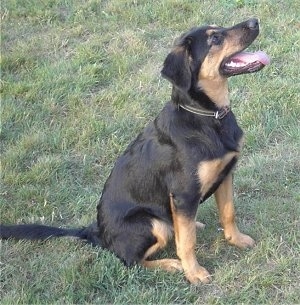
196, 120, 243, 200
197, 151, 238, 198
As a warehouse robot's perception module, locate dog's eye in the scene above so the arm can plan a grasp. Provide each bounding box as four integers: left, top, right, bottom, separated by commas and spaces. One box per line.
211, 34, 222, 45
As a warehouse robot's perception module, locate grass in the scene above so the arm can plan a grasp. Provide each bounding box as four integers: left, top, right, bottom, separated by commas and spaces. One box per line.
1, 0, 299, 304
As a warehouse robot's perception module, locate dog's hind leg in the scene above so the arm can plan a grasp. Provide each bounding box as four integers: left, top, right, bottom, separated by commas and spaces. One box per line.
141, 219, 182, 272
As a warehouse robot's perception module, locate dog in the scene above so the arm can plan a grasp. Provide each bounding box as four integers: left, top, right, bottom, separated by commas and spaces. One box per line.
0, 19, 269, 284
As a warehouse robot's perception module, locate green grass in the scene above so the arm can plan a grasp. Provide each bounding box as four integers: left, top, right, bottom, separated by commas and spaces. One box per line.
1, 0, 299, 304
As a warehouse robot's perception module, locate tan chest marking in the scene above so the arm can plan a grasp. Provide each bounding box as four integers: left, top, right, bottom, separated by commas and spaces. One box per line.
197, 151, 239, 197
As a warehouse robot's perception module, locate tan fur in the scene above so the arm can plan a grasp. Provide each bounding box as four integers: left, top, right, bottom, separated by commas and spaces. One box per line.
197, 152, 238, 197
198, 28, 246, 108
141, 219, 182, 272
214, 174, 255, 248
170, 195, 211, 284
198, 78, 229, 108
143, 219, 172, 259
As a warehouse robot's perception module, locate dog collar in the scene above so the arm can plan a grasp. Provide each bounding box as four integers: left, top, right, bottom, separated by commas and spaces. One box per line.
178, 104, 231, 120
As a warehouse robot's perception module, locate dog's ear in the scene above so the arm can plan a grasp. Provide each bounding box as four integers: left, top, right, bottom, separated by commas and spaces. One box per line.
161, 45, 191, 91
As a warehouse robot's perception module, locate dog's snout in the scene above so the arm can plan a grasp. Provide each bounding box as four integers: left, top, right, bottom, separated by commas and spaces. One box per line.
246, 18, 259, 30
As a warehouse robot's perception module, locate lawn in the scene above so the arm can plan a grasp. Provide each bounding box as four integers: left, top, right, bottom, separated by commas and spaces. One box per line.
1, 0, 299, 304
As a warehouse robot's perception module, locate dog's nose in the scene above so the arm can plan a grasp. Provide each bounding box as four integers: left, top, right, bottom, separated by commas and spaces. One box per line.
246, 18, 259, 30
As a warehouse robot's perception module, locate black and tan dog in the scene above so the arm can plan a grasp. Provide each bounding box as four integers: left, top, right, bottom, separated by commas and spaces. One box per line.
1, 19, 269, 284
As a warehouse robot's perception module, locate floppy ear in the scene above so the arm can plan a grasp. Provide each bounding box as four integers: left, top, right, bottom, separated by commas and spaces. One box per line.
161, 46, 191, 91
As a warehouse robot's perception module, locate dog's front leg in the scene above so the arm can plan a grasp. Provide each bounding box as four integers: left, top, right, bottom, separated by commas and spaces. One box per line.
214, 173, 255, 248
170, 195, 211, 284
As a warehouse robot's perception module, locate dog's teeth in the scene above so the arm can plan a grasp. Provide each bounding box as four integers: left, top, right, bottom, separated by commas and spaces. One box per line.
226, 61, 236, 67
225, 61, 245, 68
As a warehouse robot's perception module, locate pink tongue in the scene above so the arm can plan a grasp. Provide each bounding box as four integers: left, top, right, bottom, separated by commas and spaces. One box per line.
231, 51, 270, 65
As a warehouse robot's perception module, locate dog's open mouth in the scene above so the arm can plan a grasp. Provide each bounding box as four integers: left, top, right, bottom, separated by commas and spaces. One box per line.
221, 51, 270, 76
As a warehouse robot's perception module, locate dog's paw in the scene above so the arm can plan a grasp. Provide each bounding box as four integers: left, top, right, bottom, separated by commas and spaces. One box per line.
164, 259, 183, 272
185, 266, 212, 284
143, 258, 183, 273
227, 232, 255, 249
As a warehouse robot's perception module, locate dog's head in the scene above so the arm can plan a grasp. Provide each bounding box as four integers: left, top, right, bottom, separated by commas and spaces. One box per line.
162, 19, 270, 108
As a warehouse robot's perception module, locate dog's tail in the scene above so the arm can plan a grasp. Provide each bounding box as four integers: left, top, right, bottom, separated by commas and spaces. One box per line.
0, 222, 101, 246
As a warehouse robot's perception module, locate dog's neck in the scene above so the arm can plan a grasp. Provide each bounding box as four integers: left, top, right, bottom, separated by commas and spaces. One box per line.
171, 87, 231, 120
178, 103, 230, 120
197, 78, 230, 108
171, 85, 229, 111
